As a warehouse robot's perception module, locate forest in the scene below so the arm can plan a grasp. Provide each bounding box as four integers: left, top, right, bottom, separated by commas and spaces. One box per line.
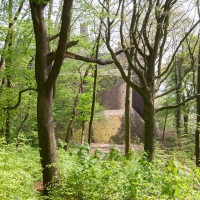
0, 0, 200, 199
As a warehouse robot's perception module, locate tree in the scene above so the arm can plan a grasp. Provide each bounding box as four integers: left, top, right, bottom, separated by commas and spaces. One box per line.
29, 0, 74, 195
195, 0, 200, 166
125, 65, 131, 156
100, 0, 199, 160
0, 0, 37, 144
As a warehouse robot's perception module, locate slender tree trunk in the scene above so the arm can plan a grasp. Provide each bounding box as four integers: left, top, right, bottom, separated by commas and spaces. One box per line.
64, 95, 79, 150
5, 109, 10, 144
125, 66, 131, 156
88, 65, 97, 145
195, 0, 200, 167
3, 0, 14, 144
16, 113, 29, 147
64, 120, 74, 150
162, 109, 168, 142
183, 113, 189, 135
88, 20, 103, 145
65, 68, 89, 149
175, 64, 181, 135
195, 42, 200, 166
81, 120, 85, 146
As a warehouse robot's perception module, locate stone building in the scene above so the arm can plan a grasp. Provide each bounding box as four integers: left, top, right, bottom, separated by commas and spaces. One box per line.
92, 70, 144, 144
75, 24, 145, 144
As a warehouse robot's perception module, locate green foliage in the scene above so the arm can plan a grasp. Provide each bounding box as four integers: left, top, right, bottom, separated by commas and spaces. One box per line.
0, 141, 200, 199
30, 0, 50, 4
50, 146, 200, 200
0, 139, 41, 199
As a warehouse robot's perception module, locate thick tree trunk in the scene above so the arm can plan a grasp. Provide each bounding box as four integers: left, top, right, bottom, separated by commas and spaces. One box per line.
30, 0, 74, 196
37, 88, 58, 195
144, 100, 155, 161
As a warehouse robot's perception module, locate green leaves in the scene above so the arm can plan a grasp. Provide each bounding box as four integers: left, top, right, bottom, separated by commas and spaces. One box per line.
50, 146, 200, 200
30, 0, 51, 5
0, 143, 200, 199
0, 142, 41, 199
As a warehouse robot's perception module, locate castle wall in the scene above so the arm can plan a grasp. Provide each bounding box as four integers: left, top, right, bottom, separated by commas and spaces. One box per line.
99, 78, 132, 110
132, 90, 144, 119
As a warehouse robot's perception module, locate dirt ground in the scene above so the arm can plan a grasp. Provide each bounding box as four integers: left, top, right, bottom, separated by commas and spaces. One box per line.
90, 143, 143, 154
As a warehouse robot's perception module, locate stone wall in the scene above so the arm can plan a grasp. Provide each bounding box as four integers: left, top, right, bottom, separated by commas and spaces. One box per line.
92, 109, 144, 144
98, 78, 127, 110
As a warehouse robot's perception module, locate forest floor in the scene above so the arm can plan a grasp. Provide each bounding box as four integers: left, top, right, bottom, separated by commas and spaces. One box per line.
90, 130, 179, 154
90, 143, 143, 154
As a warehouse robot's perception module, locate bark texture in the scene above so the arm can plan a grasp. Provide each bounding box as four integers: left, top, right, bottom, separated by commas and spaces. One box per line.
30, 0, 74, 195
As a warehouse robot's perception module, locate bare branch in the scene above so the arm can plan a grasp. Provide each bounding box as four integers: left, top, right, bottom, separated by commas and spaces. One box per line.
156, 93, 200, 113
142, 1, 153, 52
155, 86, 178, 99
64, 51, 113, 65
156, 19, 200, 79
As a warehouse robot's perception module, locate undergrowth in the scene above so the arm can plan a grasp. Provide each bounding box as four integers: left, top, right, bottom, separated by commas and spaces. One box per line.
0, 138, 200, 199
0, 138, 41, 199
50, 144, 200, 200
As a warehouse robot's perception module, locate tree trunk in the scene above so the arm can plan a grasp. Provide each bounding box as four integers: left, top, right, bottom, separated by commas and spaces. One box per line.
88, 14, 102, 145
144, 100, 155, 161
125, 66, 131, 156
183, 113, 189, 135
30, 0, 74, 195
175, 64, 181, 135
162, 109, 168, 142
37, 88, 58, 195
88, 65, 97, 145
64, 94, 79, 150
81, 120, 85, 146
64, 120, 74, 150
5, 109, 10, 144
195, 43, 200, 166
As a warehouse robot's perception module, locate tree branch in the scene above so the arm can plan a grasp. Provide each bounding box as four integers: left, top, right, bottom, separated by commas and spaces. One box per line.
48, 32, 60, 42
155, 93, 200, 113
49, 48, 126, 65
46, 0, 74, 90
156, 19, 200, 79
66, 40, 79, 49
4, 88, 38, 110
64, 51, 113, 65
155, 86, 178, 99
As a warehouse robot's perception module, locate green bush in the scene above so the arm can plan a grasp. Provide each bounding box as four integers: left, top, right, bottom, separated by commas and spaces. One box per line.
50, 146, 200, 200
0, 140, 200, 199
0, 139, 41, 199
